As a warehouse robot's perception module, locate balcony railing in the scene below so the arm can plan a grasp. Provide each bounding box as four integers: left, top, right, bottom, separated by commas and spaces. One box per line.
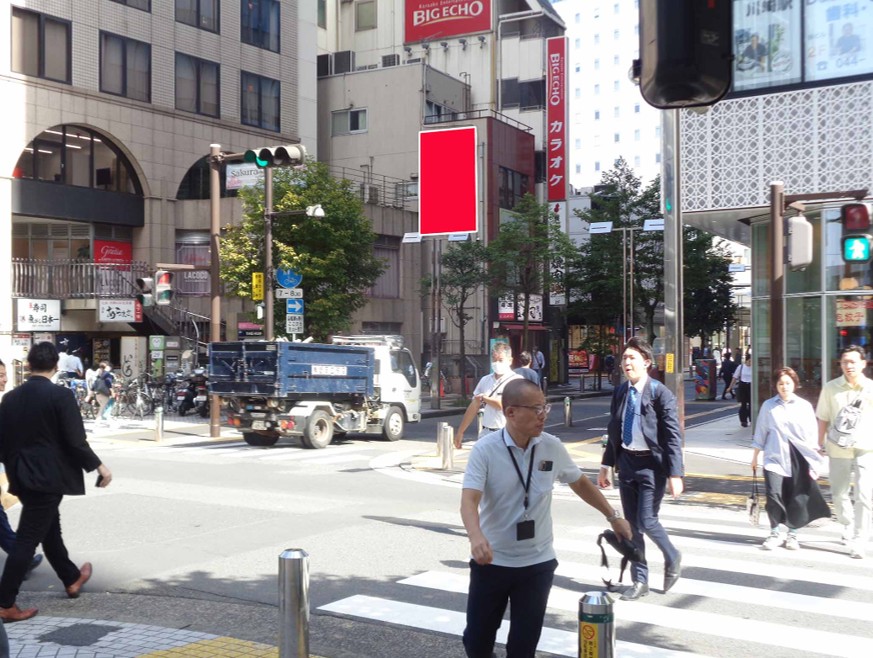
12, 259, 151, 300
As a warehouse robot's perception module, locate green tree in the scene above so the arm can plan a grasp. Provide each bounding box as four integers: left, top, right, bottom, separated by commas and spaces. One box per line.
487, 194, 567, 350
440, 240, 489, 391
683, 228, 737, 345
220, 161, 385, 341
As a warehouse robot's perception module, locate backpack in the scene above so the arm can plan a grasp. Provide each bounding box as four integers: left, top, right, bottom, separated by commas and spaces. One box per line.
92, 373, 111, 396
827, 390, 868, 449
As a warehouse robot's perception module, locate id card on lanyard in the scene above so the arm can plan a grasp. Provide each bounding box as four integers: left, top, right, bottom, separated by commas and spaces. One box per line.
505, 430, 536, 541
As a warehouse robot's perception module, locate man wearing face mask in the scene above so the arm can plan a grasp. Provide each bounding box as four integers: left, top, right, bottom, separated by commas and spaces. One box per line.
455, 342, 521, 449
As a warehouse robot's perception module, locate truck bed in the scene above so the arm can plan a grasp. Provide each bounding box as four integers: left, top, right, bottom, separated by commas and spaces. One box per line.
208, 341, 376, 398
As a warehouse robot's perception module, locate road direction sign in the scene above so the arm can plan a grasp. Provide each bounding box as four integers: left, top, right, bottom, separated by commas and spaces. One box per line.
286, 299, 305, 314
275, 268, 303, 289
275, 288, 303, 299
286, 314, 304, 334
643, 218, 665, 231
588, 222, 613, 234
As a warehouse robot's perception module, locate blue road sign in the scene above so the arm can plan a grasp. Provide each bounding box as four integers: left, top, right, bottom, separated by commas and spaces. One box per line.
286, 299, 305, 314
275, 269, 303, 289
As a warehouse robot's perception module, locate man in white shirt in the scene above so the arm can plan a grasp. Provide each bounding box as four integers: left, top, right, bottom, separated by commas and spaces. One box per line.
455, 343, 520, 448
460, 378, 631, 657
816, 345, 873, 559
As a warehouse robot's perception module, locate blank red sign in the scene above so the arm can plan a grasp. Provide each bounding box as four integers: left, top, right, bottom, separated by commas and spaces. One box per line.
419, 127, 478, 236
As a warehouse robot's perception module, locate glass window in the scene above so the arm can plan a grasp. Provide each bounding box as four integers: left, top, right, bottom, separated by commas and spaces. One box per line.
594, 110, 600, 120
11, 8, 71, 83
390, 350, 417, 387
176, 0, 218, 32
356, 0, 376, 31
805, 5, 871, 83
634, 103, 640, 113
176, 53, 219, 117
318, 0, 327, 28
634, 129, 640, 141
594, 84, 600, 94
613, 29, 619, 39
734, 1, 802, 91
574, 138, 581, 149
614, 133, 620, 143
575, 164, 581, 174
111, 0, 150, 10
370, 235, 400, 298
634, 155, 640, 167
241, 0, 280, 52
331, 108, 368, 135
100, 32, 151, 102
501, 78, 520, 107
594, 59, 600, 70
613, 80, 620, 91
575, 38, 581, 48
241, 71, 280, 132
613, 54, 620, 65
595, 161, 601, 171
520, 79, 545, 109
785, 296, 823, 401
613, 106, 619, 117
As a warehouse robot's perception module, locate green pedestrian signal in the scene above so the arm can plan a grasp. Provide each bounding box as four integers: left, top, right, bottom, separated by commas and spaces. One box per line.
842, 235, 872, 263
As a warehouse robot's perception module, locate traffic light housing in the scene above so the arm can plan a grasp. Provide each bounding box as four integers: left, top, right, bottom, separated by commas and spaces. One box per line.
786, 214, 814, 272
135, 276, 154, 308
155, 270, 174, 306
840, 203, 872, 264
243, 144, 307, 168
639, 0, 733, 109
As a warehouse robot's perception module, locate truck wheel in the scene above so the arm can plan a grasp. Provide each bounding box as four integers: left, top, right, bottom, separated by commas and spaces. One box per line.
302, 410, 334, 449
243, 432, 279, 447
382, 406, 404, 441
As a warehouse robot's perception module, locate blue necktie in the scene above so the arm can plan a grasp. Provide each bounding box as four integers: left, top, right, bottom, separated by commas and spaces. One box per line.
623, 386, 637, 446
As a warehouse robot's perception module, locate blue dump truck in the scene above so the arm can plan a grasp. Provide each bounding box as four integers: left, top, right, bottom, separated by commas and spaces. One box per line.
208, 335, 421, 448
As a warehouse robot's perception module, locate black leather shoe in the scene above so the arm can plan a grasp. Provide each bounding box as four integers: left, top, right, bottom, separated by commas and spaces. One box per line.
664, 552, 682, 593
620, 581, 649, 601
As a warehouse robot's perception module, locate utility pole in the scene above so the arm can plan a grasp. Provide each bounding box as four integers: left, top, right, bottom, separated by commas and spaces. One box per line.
209, 144, 222, 438
769, 182, 785, 392
264, 167, 274, 340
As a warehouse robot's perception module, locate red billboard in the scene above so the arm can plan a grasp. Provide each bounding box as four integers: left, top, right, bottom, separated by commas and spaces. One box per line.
405, 0, 491, 44
419, 127, 478, 236
546, 36, 568, 202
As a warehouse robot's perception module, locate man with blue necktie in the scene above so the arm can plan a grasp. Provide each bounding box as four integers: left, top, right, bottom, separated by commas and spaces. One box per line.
598, 337, 684, 601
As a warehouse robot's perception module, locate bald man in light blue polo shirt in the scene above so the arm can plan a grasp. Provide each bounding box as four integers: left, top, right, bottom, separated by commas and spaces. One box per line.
460, 379, 631, 658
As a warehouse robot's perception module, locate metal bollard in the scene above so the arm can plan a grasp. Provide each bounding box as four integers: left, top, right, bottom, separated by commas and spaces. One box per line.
579, 591, 615, 658
564, 396, 573, 427
437, 423, 455, 470
154, 405, 164, 443
279, 549, 310, 658
542, 375, 548, 393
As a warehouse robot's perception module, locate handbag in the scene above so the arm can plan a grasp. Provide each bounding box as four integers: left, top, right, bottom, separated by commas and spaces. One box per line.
747, 472, 762, 526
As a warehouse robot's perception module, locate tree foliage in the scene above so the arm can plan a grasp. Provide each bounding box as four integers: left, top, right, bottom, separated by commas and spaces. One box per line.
683, 228, 737, 344
219, 161, 385, 341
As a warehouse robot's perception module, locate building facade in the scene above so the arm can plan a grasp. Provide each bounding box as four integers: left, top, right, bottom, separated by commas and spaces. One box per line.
1, 0, 317, 370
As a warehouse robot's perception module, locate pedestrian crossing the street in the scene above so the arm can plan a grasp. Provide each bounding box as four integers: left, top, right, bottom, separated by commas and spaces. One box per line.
317, 504, 873, 658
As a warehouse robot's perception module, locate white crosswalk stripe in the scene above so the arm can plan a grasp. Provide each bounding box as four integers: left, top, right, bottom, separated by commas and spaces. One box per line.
316, 510, 873, 657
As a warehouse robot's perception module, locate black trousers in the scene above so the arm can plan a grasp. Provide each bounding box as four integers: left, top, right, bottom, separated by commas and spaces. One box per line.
737, 382, 751, 424
463, 558, 557, 658
0, 491, 80, 608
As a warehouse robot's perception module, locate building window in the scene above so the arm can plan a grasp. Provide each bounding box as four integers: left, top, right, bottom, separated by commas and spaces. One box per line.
241, 71, 280, 132
614, 29, 619, 39
575, 38, 581, 49
575, 13, 580, 23
614, 133, 620, 143
594, 58, 600, 70
594, 110, 600, 120
634, 129, 640, 141
241, 0, 279, 52
575, 164, 581, 174
655, 126, 661, 138
634, 103, 640, 113
318, 0, 327, 28
595, 161, 601, 172
593, 34, 599, 45
11, 8, 71, 84
176, 53, 219, 117
111, 0, 150, 9
575, 64, 581, 73
498, 166, 529, 210
356, 0, 377, 31
575, 138, 581, 149
634, 156, 641, 167
369, 235, 400, 298
100, 32, 151, 102
614, 3, 620, 13
613, 54, 620, 65
613, 106, 619, 118
331, 108, 368, 135
594, 84, 600, 94
655, 153, 661, 163
575, 88, 581, 98
176, 0, 218, 32
520, 79, 546, 109
613, 80, 620, 91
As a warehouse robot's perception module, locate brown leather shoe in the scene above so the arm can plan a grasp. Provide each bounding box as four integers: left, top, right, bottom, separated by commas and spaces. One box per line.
65, 562, 92, 599
0, 604, 38, 622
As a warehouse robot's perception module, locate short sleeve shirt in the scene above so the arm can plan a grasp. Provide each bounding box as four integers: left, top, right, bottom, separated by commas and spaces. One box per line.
816, 375, 873, 456
473, 372, 521, 430
462, 430, 583, 567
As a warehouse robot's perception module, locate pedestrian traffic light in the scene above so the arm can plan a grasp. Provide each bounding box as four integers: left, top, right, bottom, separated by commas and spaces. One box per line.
786, 214, 814, 271
841, 203, 873, 264
243, 145, 307, 168
155, 270, 174, 306
638, 0, 733, 109
135, 276, 154, 307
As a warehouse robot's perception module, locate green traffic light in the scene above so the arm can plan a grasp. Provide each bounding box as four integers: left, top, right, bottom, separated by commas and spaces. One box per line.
843, 235, 872, 262
244, 150, 270, 168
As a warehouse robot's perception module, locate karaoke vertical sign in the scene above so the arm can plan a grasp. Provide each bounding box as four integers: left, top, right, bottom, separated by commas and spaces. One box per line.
546, 36, 568, 203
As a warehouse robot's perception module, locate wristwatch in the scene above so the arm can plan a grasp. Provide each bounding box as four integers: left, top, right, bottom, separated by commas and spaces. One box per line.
605, 509, 622, 523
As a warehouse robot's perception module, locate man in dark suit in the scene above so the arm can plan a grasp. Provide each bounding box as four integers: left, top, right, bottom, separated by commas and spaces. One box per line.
0, 342, 113, 622
598, 337, 684, 601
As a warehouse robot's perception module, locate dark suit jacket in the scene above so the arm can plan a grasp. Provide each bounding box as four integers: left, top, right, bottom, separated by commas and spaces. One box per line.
0, 376, 102, 496
602, 377, 684, 478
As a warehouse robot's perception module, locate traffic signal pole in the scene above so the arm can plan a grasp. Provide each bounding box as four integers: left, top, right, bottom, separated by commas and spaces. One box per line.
209, 143, 222, 438
770, 182, 785, 384
264, 166, 274, 341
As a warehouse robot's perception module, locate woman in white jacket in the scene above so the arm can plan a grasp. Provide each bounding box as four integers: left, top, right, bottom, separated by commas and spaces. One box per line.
752, 367, 829, 550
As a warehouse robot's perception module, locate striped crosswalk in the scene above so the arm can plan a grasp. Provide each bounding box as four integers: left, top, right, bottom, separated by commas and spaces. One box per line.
316, 505, 873, 658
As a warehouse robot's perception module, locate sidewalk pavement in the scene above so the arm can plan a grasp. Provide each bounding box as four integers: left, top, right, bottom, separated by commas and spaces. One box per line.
2, 388, 756, 658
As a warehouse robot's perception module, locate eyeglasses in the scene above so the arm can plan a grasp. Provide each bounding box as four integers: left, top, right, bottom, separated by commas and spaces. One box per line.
511, 404, 552, 416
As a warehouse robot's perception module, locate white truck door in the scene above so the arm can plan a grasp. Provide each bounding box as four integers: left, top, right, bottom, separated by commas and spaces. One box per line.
386, 349, 421, 419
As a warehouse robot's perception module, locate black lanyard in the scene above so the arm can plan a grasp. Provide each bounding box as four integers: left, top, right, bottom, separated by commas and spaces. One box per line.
506, 439, 536, 511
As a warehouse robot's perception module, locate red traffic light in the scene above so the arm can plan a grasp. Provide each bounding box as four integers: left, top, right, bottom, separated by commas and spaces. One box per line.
841, 203, 872, 232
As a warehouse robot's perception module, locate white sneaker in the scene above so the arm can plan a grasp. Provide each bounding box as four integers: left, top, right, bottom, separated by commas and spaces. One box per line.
785, 535, 799, 550
762, 534, 782, 550
850, 542, 865, 559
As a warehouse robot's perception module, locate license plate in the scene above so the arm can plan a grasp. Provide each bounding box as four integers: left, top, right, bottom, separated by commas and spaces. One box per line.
252, 421, 267, 430
195, 395, 207, 402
